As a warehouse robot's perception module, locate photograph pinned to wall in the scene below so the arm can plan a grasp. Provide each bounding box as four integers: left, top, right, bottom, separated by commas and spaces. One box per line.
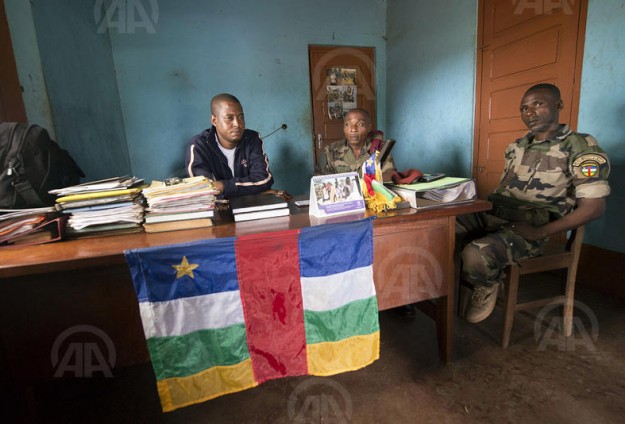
326, 67, 340, 85
326, 67, 357, 86
327, 86, 344, 119
344, 85, 356, 102
342, 85, 357, 113
326, 67, 358, 119
339, 68, 356, 85
326, 86, 357, 119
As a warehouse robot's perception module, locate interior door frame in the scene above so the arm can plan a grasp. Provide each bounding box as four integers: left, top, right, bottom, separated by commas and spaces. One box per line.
472, 0, 588, 192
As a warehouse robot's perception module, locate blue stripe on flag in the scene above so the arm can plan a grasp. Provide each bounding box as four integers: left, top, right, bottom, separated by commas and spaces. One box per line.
299, 217, 373, 278
124, 237, 239, 303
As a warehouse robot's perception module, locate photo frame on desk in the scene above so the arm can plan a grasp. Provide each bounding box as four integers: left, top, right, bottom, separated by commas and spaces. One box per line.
309, 172, 365, 218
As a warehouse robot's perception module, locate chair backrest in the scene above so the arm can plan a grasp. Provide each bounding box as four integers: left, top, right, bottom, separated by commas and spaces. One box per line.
541, 225, 585, 256
566, 226, 585, 250
566, 225, 585, 270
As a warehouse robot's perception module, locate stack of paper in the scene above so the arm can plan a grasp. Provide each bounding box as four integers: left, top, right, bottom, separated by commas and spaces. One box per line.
141, 176, 219, 233
386, 177, 476, 209
52, 176, 146, 237
49, 176, 144, 196
421, 179, 476, 202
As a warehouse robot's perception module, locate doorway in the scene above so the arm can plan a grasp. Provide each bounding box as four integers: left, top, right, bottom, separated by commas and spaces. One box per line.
308, 45, 376, 168
473, 0, 588, 197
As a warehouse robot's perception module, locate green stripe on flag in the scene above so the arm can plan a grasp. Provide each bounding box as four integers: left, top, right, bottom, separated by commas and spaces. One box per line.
304, 297, 379, 344
147, 323, 249, 380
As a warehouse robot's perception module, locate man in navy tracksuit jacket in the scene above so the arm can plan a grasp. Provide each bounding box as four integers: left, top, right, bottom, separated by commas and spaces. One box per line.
185, 93, 274, 198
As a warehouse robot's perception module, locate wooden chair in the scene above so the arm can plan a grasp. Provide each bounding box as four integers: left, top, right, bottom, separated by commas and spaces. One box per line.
500, 225, 585, 348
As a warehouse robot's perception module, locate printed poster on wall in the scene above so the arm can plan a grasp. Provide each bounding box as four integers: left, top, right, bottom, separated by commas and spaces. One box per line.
326, 68, 357, 119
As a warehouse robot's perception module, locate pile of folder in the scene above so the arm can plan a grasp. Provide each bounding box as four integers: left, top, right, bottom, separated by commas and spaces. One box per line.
0, 207, 65, 246
51, 176, 145, 237
420, 179, 476, 202
141, 176, 218, 233
386, 177, 477, 209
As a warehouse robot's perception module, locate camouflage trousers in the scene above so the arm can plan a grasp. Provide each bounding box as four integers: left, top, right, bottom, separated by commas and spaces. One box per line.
456, 212, 546, 288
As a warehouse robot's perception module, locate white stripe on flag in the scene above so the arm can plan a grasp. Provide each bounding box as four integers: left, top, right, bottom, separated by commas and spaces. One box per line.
139, 290, 244, 338
301, 265, 375, 312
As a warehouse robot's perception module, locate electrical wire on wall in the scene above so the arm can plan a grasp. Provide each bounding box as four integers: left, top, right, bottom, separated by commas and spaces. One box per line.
260, 123, 287, 139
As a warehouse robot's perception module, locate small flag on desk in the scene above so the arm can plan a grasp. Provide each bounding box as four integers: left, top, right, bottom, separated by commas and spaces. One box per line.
124, 218, 379, 412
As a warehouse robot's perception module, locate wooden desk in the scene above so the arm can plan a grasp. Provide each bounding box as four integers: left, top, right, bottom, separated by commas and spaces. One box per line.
0, 200, 490, 389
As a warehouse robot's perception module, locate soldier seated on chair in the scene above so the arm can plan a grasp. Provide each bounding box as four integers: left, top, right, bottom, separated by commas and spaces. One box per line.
458, 83, 611, 324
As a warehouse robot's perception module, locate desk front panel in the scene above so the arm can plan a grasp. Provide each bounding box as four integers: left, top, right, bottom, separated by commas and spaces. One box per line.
373, 217, 452, 310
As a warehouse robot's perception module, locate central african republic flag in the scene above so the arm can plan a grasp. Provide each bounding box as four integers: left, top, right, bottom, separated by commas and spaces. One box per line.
124, 218, 379, 412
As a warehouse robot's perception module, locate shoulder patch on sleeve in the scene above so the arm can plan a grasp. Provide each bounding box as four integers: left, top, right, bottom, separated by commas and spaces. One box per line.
572, 153, 608, 178
572, 153, 607, 167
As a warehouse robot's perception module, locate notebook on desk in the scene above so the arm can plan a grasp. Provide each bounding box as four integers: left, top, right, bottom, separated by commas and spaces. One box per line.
229, 193, 288, 215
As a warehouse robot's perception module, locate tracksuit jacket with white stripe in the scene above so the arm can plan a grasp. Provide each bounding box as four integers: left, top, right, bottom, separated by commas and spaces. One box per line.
185, 126, 274, 198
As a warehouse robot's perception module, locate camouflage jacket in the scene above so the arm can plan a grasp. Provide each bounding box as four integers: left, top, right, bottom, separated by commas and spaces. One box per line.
492, 124, 611, 217
316, 138, 396, 177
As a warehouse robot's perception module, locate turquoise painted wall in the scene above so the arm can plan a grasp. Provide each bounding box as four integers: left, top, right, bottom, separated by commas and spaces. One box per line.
3, 0, 54, 135
106, 0, 387, 194
27, 0, 132, 180
386, 0, 477, 178
577, 0, 625, 251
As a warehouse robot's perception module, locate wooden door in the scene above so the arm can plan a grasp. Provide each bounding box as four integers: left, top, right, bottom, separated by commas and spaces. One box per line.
473, 0, 587, 198
308, 45, 376, 167
0, 0, 27, 122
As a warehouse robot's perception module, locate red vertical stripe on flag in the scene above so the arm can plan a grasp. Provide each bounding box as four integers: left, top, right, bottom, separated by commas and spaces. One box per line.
235, 229, 308, 383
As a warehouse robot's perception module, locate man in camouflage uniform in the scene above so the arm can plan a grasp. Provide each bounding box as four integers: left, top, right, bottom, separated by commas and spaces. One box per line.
460, 83, 611, 323
316, 108, 397, 181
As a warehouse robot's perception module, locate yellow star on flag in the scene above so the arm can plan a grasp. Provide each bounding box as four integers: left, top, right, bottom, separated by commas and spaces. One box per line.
172, 256, 199, 279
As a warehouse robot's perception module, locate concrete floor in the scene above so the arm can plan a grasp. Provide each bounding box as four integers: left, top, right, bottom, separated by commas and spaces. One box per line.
13, 280, 625, 423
